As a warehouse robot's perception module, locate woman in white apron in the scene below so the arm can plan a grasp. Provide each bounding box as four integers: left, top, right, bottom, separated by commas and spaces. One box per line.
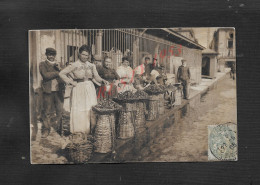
59, 45, 108, 134
116, 57, 136, 93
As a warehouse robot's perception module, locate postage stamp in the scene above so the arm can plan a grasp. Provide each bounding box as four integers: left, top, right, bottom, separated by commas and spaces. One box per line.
208, 122, 237, 161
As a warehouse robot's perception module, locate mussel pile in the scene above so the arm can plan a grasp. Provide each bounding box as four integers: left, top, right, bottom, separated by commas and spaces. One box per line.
133, 90, 149, 100
117, 91, 135, 100
114, 90, 149, 102
144, 84, 165, 95
92, 99, 122, 114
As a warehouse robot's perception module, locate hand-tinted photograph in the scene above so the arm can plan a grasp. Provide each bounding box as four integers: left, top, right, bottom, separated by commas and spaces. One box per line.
29, 28, 237, 163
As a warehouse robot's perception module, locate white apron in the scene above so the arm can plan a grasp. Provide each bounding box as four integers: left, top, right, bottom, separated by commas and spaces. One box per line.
70, 81, 97, 134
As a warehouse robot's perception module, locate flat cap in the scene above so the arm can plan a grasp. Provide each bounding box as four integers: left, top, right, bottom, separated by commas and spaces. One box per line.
45, 48, 57, 55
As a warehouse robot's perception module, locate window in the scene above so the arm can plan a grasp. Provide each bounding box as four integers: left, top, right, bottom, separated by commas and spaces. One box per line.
227, 32, 234, 49
228, 39, 233, 49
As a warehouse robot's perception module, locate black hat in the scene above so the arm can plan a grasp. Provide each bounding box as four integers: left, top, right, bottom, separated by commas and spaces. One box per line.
145, 56, 151, 60
46, 48, 57, 55
181, 59, 186, 62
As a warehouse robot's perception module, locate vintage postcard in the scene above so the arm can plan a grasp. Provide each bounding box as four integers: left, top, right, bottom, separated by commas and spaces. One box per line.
29, 28, 237, 163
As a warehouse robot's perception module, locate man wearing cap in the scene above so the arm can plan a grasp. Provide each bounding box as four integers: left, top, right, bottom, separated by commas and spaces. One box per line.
177, 59, 191, 99
39, 48, 64, 138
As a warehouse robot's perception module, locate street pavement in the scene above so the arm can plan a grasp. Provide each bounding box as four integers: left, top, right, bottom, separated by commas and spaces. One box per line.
31, 74, 236, 163
135, 75, 237, 162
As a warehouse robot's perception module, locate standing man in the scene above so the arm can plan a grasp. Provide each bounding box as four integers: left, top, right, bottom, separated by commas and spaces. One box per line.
39, 48, 64, 138
177, 59, 191, 99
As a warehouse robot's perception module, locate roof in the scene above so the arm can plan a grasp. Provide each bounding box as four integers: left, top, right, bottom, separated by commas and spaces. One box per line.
202, 48, 218, 55
144, 28, 205, 50
170, 28, 196, 40
217, 27, 235, 32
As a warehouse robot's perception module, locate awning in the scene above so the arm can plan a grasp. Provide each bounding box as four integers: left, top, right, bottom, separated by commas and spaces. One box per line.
144, 28, 205, 50
202, 48, 218, 55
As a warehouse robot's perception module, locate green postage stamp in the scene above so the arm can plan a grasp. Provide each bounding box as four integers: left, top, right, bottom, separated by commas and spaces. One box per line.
208, 123, 237, 161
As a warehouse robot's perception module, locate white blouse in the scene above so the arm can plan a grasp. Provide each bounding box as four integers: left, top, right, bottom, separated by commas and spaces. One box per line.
116, 65, 134, 84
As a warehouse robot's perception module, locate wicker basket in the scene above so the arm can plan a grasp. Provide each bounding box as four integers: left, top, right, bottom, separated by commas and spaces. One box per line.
94, 114, 116, 153
65, 133, 93, 163
146, 95, 159, 121
118, 111, 135, 139
121, 102, 137, 112
158, 94, 165, 115
134, 101, 146, 129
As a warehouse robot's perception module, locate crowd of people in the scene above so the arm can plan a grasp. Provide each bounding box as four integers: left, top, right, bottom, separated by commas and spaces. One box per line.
35, 44, 191, 139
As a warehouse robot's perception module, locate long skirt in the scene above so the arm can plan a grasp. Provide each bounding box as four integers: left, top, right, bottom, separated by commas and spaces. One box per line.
70, 81, 97, 134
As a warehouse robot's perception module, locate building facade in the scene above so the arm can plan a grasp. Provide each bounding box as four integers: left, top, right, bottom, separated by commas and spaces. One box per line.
29, 29, 205, 118
210, 28, 236, 72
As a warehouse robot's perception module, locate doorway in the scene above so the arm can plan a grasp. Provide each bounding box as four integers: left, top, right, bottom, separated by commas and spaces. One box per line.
202, 56, 210, 76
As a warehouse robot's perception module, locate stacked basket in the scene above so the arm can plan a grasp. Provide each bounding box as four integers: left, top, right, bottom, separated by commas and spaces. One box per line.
144, 85, 165, 121
113, 91, 137, 139
65, 132, 93, 163
92, 100, 122, 153
133, 90, 149, 129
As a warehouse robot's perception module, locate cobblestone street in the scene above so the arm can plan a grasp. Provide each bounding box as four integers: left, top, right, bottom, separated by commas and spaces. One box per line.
136, 74, 237, 162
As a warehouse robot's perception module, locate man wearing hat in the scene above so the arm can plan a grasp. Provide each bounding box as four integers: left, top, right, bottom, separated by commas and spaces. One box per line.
177, 59, 191, 99
39, 48, 64, 138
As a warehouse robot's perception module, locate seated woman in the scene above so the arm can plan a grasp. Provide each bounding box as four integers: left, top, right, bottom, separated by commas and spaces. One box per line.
116, 57, 136, 93
96, 56, 120, 101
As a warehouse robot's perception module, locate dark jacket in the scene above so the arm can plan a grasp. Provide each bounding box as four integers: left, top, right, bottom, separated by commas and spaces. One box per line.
97, 66, 120, 83
39, 60, 64, 94
177, 65, 191, 82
